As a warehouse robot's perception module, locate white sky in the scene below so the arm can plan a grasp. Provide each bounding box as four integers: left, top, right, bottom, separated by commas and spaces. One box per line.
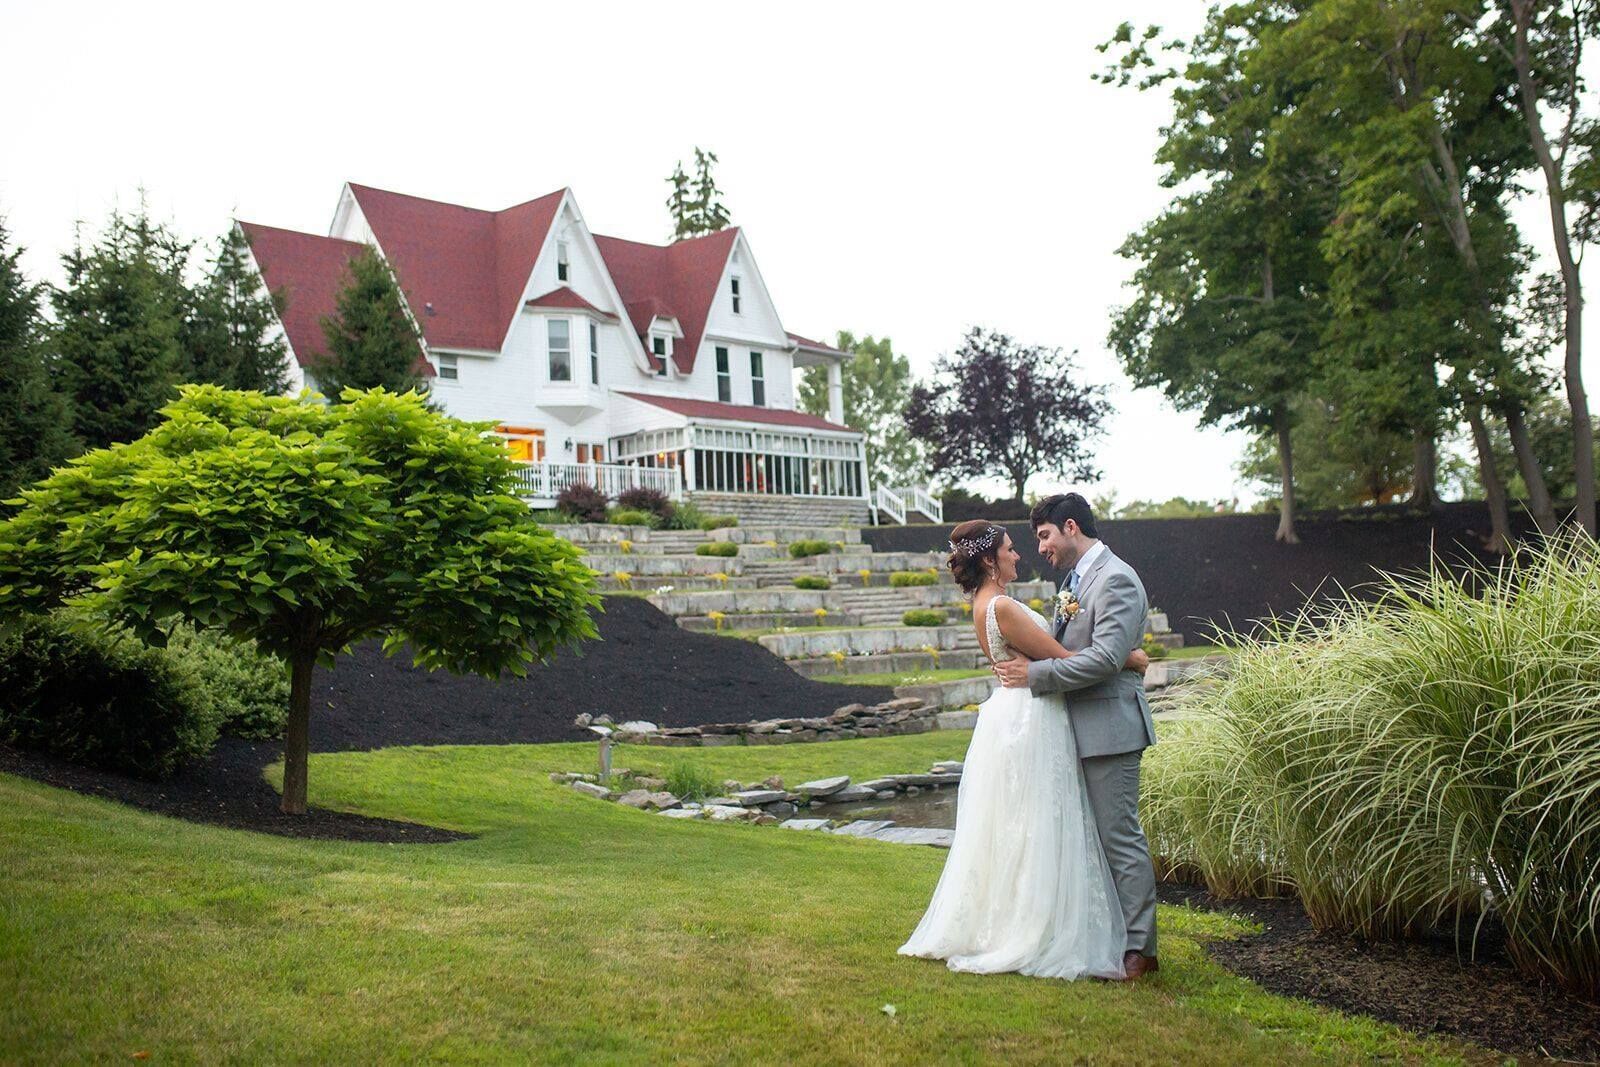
4, 0, 1593, 507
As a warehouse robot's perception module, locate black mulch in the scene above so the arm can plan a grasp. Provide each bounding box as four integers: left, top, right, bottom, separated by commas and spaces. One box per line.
2, 597, 888, 842
1157, 882, 1600, 1062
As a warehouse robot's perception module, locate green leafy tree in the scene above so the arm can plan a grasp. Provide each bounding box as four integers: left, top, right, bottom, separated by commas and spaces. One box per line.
1238, 395, 1414, 509
0, 220, 79, 499
51, 204, 192, 448
185, 225, 291, 394
665, 147, 731, 239
313, 249, 426, 399
797, 331, 925, 489
0, 386, 600, 814
904, 328, 1109, 503
1117, 497, 1232, 519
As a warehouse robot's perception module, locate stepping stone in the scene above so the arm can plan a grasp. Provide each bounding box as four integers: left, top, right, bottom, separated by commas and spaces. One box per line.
857, 778, 900, 792
931, 761, 964, 774
826, 785, 879, 804
780, 818, 833, 831
617, 720, 659, 733
732, 789, 786, 807
659, 808, 704, 820
828, 820, 896, 838
618, 790, 680, 811
701, 796, 740, 807
569, 781, 611, 799
871, 827, 955, 849
705, 805, 758, 822
795, 776, 850, 798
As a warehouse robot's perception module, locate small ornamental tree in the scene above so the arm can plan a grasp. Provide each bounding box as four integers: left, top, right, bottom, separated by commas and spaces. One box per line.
905, 328, 1110, 502
0, 386, 600, 813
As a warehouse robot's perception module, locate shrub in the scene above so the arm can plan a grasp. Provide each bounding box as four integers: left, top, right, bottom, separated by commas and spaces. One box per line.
792, 575, 832, 590
1152, 533, 1600, 998
902, 609, 946, 627
0, 614, 220, 779
789, 539, 833, 558
695, 541, 739, 557
664, 761, 722, 801
699, 514, 739, 530
616, 486, 673, 520
165, 625, 290, 740
890, 571, 938, 587
608, 508, 659, 528
663, 500, 707, 530
1141, 633, 1170, 661
556, 481, 608, 522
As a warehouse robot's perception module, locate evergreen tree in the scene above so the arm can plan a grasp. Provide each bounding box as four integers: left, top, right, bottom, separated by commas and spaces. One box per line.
0, 220, 79, 498
314, 248, 425, 399
186, 225, 290, 394
666, 147, 731, 239
797, 331, 925, 489
51, 205, 192, 449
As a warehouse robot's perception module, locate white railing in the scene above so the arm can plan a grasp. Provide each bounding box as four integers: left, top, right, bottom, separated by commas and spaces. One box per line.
511, 461, 681, 502
901, 485, 943, 523
875, 485, 907, 525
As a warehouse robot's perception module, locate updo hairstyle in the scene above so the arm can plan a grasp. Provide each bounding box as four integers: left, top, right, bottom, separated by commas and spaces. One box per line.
946, 521, 1005, 596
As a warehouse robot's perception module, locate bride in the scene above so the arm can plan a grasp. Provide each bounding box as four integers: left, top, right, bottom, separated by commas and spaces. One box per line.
898, 521, 1145, 981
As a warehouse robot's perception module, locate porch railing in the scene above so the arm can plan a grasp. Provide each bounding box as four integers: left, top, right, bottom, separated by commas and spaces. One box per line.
875, 485, 907, 525
510, 461, 681, 502
874, 484, 943, 525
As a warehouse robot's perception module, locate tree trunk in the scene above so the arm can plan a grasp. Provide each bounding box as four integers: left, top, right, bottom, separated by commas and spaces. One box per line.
1504, 406, 1558, 534
1410, 429, 1438, 509
1468, 405, 1513, 555
1274, 409, 1300, 544
281, 650, 315, 815
1509, 0, 1595, 536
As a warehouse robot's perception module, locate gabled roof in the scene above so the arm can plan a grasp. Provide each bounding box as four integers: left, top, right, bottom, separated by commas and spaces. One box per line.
524, 287, 617, 319
786, 331, 850, 357
594, 229, 740, 374
236, 222, 364, 367
618, 391, 854, 432
347, 183, 565, 351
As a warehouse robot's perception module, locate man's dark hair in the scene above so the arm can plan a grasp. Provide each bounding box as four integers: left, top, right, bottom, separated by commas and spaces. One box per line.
1029, 493, 1098, 538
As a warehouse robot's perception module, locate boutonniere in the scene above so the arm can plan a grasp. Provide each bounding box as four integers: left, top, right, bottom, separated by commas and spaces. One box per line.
1055, 588, 1081, 621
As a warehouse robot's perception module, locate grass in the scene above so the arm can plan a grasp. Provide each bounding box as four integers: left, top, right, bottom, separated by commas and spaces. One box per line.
2, 732, 1483, 1064
816, 667, 993, 687
1163, 643, 1230, 660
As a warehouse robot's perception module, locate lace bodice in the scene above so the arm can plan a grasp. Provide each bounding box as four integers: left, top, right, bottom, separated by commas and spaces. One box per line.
982, 595, 1052, 666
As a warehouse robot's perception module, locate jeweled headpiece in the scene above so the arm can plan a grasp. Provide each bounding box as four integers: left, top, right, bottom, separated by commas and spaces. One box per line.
948, 526, 1001, 557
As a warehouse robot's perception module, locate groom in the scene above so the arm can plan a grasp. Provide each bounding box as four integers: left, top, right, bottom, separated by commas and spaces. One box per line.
993, 493, 1160, 980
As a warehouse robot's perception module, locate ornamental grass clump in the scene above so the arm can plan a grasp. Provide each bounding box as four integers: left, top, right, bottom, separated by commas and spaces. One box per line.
789, 539, 833, 559
695, 541, 739, 558
889, 571, 937, 588
792, 575, 831, 590
1153, 533, 1600, 998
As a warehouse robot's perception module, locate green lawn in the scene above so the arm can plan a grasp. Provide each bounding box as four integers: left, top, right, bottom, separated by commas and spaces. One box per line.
2, 732, 1478, 1064
1161, 644, 1232, 661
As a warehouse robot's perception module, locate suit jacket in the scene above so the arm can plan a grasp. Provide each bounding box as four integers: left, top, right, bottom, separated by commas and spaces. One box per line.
1025, 545, 1157, 759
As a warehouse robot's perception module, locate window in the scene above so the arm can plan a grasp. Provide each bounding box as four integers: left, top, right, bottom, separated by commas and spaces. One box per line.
589, 322, 600, 384
652, 335, 668, 376
547, 319, 571, 381
716, 346, 731, 402
730, 276, 742, 314
557, 241, 570, 283
437, 353, 458, 381
750, 350, 765, 406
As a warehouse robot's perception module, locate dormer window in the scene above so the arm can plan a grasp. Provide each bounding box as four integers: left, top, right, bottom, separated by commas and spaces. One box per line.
651, 335, 668, 376
557, 241, 570, 283
730, 276, 742, 314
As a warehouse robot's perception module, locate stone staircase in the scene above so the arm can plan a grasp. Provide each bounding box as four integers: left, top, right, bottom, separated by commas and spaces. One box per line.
689, 492, 871, 528
554, 520, 1192, 709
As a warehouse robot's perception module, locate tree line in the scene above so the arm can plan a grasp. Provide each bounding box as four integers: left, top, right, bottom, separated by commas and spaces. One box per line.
0, 201, 426, 499
1101, 0, 1600, 547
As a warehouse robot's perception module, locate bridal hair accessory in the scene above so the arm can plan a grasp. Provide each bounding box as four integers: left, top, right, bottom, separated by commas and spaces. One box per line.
948, 526, 1001, 557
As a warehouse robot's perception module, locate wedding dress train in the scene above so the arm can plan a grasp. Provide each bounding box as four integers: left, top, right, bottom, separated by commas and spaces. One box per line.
898, 596, 1126, 980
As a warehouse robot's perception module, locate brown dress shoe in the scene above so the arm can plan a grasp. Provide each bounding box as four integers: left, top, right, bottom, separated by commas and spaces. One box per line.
1122, 951, 1159, 980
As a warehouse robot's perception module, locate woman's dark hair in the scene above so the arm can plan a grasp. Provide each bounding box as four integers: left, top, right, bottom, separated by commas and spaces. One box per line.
1029, 493, 1098, 538
946, 520, 1006, 595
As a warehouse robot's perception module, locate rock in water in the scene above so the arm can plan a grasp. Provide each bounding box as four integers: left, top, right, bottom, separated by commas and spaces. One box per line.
795, 775, 851, 798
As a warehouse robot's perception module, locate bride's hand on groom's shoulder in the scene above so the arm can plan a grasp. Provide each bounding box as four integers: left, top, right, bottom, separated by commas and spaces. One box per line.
993, 655, 1031, 688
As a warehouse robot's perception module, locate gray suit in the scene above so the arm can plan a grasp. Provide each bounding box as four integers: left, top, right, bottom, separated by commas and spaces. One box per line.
1025, 544, 1159, 957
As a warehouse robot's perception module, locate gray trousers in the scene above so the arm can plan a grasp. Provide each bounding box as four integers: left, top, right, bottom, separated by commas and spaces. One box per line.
1081, 750, 1158, 957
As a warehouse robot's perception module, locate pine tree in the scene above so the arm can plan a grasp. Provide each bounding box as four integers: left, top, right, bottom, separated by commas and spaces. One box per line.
51, 205, 192, 449
666, 147, 731, 239
0, 220, 79, 498
313, 248, 425, 399
186, 225, 291, 394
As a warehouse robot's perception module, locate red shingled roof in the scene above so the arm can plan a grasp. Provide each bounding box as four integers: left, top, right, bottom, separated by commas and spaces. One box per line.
619, 391, 854, 432
594, 229, 739, 374
525, 287, 617, 319
237, 221, 433, 378
348, 183, 565, 351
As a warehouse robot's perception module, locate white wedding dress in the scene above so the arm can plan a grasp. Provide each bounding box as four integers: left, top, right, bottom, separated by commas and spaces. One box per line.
898, 595, 1127, 980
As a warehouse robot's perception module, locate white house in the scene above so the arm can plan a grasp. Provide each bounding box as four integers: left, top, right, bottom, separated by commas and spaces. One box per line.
238, 182, 915, 524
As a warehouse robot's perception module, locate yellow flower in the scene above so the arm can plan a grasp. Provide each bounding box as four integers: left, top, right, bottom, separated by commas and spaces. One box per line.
1029, 597, 1045, 611
858, 569, 872, 582
829, 649, 847, 667
921, 643, 942, 667
711, 572, 730, 587
814, 607, 829, 624
618, 539, 633, 554
708, 610, 727, 631
959, 601, 972, 616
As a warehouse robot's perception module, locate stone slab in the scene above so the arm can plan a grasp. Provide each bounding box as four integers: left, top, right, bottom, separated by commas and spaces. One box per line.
732, 789, 786, 807
779, 818, 833, 831
825, 785, 879, 804
795, 775, 851, 797
935, 710, 980, 730
658, 808, 705, 820
870, 827, 955, 848
828, 820, 896, 837
569, 781, 611, 799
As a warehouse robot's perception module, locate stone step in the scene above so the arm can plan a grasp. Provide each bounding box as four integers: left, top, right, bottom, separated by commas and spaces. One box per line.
810, 551, 945, 575
599, 575, 760, 593
551, 523, 655, 545
758, 625, 979, 661
689, 492, 872, 528
708, 526, 863, 545
582, 555, 747, 577
679, 610, 863, 632
895, 674, 996, 709
787, 649, 988, 678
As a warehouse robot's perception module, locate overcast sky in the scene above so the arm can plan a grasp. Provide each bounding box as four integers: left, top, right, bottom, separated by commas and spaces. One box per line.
5, 1, 1593, 507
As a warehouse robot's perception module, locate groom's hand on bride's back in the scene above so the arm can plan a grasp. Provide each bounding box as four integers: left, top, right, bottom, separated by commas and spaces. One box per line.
994, 656, 1032, 688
